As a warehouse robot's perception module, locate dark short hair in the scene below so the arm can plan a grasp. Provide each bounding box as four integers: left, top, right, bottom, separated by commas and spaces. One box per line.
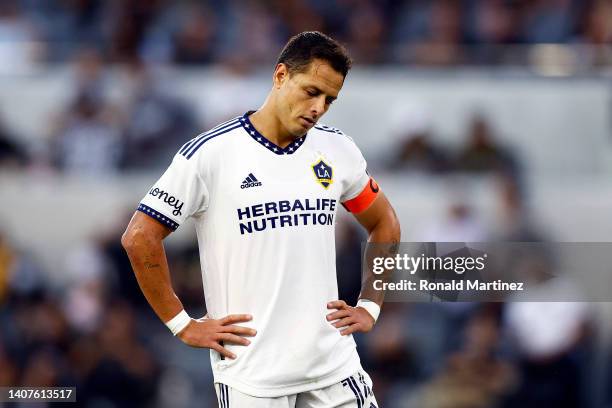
276, 31, 352, 78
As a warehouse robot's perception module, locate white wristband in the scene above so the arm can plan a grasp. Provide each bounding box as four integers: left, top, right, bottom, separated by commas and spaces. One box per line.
165, 310, 192, 336
356, 299, 380, 322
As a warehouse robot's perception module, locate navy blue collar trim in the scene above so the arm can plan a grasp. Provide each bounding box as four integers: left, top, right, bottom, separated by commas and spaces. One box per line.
241, 111, 306, 155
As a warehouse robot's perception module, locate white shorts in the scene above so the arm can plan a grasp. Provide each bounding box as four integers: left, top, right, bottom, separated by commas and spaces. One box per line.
214, 369, 379, 408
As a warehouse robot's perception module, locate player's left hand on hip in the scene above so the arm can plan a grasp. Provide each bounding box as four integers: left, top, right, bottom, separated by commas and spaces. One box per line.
326, 300, 375, 336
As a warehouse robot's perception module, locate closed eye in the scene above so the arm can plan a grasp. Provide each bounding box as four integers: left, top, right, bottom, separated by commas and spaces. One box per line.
305, 87, 336, 105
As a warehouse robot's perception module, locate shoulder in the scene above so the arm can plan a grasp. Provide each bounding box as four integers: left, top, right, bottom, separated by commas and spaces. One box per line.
312, 123, 351, 139
310, 122, 363, 157
177, 115, 243, 160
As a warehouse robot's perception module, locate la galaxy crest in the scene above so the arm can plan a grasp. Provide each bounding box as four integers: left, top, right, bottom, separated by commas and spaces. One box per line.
312, 159, 333, 189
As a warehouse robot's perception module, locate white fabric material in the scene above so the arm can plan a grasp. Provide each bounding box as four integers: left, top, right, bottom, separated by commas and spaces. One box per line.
165, 310, 192, 336
214, 369, 378, 408
139, 115, 371, 397
356, 299, 381, 322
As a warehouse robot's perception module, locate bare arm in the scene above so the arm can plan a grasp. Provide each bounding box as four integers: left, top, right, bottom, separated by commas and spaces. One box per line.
353, 190, 401, 305
354, 191, 401, 249
327, 191, 401, 335
121, 212, 256, 359
121, 211, 181, 321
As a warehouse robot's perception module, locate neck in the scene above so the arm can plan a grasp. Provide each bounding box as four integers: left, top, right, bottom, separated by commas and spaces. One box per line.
249, 97, 296, 148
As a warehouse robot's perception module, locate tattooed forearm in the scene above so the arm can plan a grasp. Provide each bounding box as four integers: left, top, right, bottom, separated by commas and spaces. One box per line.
121, 212, 184, 322
144, 262, 161, 269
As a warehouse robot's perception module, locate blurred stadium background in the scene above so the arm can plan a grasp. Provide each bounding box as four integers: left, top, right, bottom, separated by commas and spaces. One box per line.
1, 0, 612, 407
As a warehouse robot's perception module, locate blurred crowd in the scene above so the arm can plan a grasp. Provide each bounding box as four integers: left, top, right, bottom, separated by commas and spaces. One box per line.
3, 93, 609, 406
0, 47, 525, 178
0, 0, 610, 175
0, 180, 608, 407
0, 0, 611, 70
0, 215, 215, 407
1, 95, 611, 406
1, 1, 612, 407
0, 54, 200, 174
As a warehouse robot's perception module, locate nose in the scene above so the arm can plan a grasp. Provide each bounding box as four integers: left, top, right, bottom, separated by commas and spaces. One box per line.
311, 95, 326, 118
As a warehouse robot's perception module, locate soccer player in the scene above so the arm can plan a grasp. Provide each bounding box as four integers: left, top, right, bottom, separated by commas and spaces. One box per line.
121, 31, 401, 407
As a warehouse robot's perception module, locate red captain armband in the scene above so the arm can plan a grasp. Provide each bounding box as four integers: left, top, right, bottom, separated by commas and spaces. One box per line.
342, 177, 380, 214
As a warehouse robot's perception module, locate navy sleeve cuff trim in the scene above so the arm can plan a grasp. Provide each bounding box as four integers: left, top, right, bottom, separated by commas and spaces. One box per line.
137, 204, 179, 231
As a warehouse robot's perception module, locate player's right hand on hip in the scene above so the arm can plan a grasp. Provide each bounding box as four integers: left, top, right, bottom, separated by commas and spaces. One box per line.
177, 314, 256, 359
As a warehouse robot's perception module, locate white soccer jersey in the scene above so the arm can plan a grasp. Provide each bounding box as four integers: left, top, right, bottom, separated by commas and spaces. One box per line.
138, 111, 377, 397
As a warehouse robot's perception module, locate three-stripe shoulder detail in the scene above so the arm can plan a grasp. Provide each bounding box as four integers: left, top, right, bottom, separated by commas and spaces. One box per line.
313, 123, 355, 143
314, 124, 345, 135
179, 117, 242, 159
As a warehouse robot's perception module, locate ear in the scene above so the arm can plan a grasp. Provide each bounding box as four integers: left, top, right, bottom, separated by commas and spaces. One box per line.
273, 63, 289, 89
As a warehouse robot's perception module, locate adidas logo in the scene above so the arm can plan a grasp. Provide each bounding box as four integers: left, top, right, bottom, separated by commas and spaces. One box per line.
240, 173, 262, 189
